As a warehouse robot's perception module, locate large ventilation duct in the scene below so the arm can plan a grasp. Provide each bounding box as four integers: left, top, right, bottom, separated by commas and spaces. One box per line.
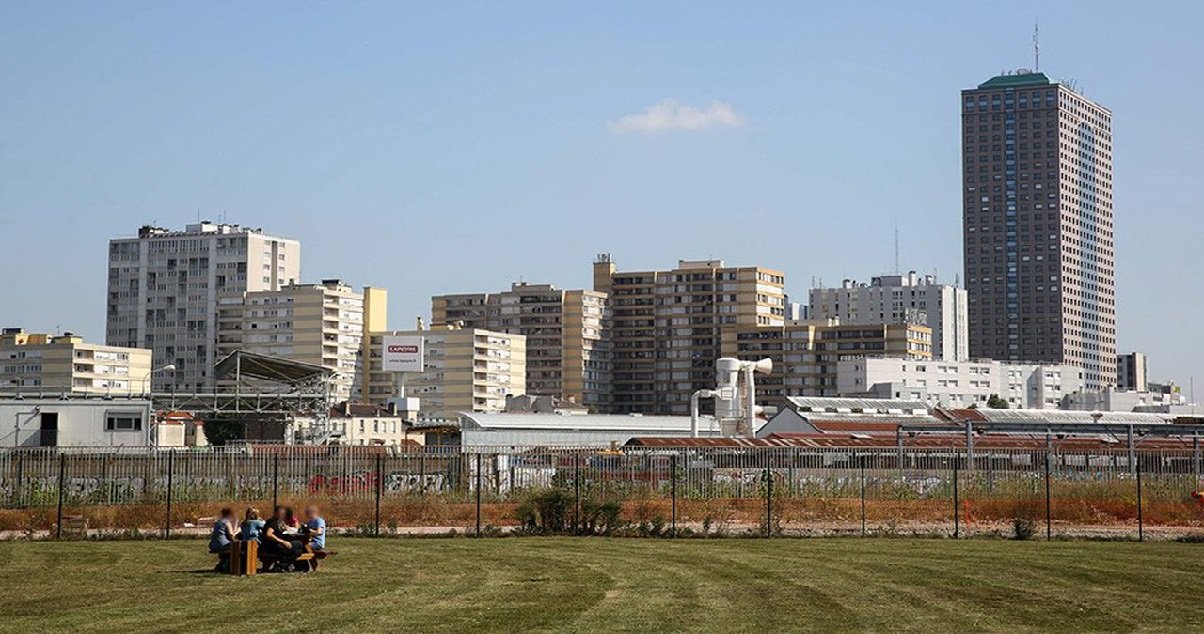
691, 357, 773, 438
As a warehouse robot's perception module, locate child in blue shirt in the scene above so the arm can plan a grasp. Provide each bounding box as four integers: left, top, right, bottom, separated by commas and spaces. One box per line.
239, 507, 265, 542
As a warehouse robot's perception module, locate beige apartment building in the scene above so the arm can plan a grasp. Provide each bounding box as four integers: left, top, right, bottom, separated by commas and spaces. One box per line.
1, 328, 153, 396
234, 280, 371, 402
107, 222, 300, 392
432, 282, 610, 412
720, 321, 932, 401
594, 255, 787, 415
362, 327, 526, 418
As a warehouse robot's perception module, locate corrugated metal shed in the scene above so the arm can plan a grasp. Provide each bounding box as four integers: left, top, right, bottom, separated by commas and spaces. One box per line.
457, 412, 727, 448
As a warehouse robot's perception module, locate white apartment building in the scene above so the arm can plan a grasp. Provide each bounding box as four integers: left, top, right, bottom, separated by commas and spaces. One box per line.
809, 272, 968, 362
1062, 388, 1189, 414
288, 402, 416, 447
239, 280, 368, 402
106, 222, 301, 392
836, 357, 1084, 409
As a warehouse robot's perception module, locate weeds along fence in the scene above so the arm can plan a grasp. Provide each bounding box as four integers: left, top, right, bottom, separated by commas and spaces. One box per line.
1, 445, 1203, 540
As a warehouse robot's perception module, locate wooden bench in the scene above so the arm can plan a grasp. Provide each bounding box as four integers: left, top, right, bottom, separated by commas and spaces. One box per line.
223, 541, 337, 575
260, 544, 337, 573
228, 540, 258, 576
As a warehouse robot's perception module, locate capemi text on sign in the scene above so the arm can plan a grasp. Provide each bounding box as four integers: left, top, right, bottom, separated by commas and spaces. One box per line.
381, 335, 424, 373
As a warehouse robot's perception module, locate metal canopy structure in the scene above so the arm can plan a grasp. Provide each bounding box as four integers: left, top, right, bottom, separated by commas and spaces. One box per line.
214, 350, 331, 385
157, 350, 334, 416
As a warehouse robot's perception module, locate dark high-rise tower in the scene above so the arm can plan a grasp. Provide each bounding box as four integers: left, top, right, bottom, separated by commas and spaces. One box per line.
961, 71, 1116, 390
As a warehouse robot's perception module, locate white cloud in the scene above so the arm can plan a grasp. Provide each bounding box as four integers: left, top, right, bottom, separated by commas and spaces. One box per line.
609, 99, 745, 134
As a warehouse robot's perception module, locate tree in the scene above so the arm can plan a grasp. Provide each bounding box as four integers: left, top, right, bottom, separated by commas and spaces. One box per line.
986, 394, 1009, 409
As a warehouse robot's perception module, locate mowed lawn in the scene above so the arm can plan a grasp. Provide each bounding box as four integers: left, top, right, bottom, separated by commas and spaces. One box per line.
0, 537, 1202, 633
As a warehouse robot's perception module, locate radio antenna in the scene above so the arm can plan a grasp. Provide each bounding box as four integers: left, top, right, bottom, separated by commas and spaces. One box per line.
893, 224, 900, 275
1033, 20, 1040, 71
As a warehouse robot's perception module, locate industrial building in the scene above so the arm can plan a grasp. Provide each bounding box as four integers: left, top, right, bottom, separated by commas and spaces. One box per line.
455, 411, 721, 448
756, 396, 941, 438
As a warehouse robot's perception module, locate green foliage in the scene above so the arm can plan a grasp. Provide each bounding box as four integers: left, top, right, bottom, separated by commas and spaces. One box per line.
1011, 517, 1036, 540
987, 394, 1009, 409
514, 489, 575, 534
579, 498, 624, 536
513, 489, 626, 536
200, 421, 244, 446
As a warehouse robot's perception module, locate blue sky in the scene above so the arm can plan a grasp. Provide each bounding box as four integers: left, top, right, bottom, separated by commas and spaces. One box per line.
2, 1, 1202, 386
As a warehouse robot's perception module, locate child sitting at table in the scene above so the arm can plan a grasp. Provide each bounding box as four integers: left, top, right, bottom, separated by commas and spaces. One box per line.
239, 507, 264, 542
208, 507, 237, 572
303, 505, 326, 551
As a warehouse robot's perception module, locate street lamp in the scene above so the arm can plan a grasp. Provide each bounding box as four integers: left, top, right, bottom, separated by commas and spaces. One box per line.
141, 364, 177, 397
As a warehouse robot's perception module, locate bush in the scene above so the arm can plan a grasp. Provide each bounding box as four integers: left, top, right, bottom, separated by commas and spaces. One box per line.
580, 499, 625, 536
1011, 517, 1036, 541
514, 489, 626, 536
514, 489, 574, 534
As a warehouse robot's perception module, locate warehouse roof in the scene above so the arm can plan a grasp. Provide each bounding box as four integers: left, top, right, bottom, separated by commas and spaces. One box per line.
780, 396, 930, 416
946, 408, 1174, 425
459, 412, 719, 433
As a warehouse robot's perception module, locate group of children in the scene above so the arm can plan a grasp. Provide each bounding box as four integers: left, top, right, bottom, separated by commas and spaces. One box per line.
209, 504, 327, 572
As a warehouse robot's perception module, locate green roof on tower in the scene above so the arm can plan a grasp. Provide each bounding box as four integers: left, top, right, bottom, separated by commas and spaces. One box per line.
977, 71, 1053, 89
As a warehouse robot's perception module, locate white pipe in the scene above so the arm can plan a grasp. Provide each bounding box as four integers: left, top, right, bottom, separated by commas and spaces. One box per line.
690, 389, 716, 438
744, 366, 757, 439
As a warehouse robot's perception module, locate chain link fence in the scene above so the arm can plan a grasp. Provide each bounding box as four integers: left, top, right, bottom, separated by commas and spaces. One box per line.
1, 445, 1202, 540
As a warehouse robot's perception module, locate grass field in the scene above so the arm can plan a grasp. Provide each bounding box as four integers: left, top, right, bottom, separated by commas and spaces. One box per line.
1, 537, 1202, 633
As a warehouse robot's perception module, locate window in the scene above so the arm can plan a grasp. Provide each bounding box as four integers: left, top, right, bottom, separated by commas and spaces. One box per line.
105, 413, 143, 432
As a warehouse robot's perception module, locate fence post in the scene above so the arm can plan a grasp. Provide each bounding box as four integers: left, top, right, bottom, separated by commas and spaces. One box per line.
574, 453, 582, 536
859, 453, 867, 537
952, 462, 959, 539
475, 452, 482, 537
764, 467, 773, 538
1193, 435, 1201, 482
272, 454, 279, 509
164, 450, 174, 540
1044, 451, 1052, 541
55, 453, 65, 540
670, 452, 678, 538
15, 452, 23, 508
1136, 456, 1144, 543
374, 453, 383, 537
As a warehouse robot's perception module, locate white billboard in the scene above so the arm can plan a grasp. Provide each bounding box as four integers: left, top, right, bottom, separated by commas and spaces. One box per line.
381, 336, 424, 373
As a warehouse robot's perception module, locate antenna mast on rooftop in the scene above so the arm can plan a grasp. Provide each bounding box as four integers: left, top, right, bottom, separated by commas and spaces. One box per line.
893, 224, 900, 275
1033, 20, 1040, 71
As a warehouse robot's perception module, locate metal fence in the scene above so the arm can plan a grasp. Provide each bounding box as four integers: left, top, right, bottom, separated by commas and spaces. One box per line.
1, 445, 1202, 540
